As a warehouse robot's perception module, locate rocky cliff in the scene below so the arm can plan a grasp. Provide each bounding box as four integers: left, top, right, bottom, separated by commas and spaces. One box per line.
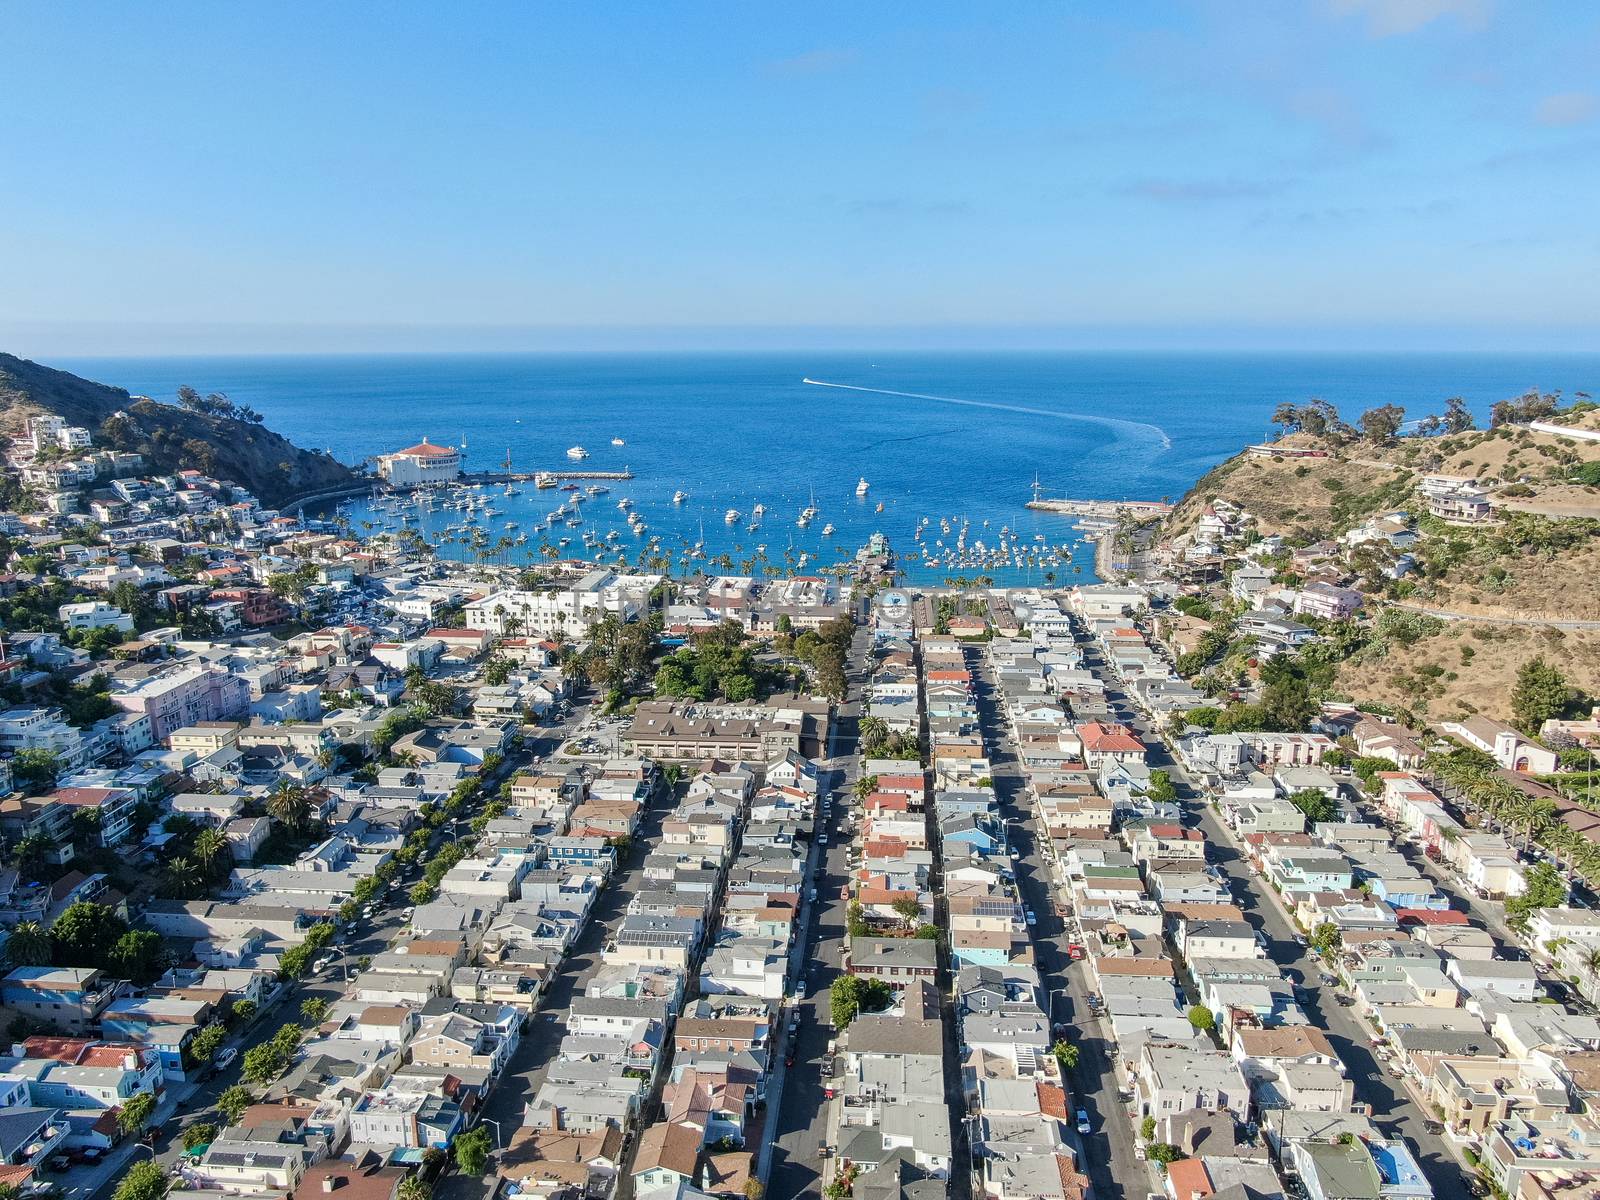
0, 352, 362, 507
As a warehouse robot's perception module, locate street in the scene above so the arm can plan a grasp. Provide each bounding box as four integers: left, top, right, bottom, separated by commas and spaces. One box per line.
1078, 631, 1470, 1198
768, 627, 870, 1200
969, 648, 1154, 1200
89, 704, 592, 1200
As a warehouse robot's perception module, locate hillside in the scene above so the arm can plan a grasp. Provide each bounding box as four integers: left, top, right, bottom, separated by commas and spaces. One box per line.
1166, 440, 1411, 541
0, 352, 361, 508
1162, 415, 1600, 723
1335, 620, 1600, 723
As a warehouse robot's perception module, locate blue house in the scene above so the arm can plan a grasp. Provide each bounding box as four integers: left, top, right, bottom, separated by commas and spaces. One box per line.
939, 814, 998, 854
545, 836, 617, 874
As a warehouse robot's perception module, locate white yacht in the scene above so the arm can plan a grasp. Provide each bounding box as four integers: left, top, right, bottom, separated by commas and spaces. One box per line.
611, 437, 625, 446
673, 490, 689, 504
724, 508, 741, 524
856, 477, 870, 496
566, 446, 589, 460
821, 523, 835, 536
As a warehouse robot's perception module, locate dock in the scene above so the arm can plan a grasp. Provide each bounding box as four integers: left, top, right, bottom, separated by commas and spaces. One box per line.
1025, 497, 1171, 518
461, 468, 634, 483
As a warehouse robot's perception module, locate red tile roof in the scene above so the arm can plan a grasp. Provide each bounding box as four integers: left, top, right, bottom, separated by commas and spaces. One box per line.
392, 440, 459, 458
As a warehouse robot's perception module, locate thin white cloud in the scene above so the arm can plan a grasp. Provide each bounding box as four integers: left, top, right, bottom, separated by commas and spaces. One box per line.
1120, 177, 1287, 204
762, 47, 859, 79
1535, 91, 1598, 127
1328, 0, 1492, 38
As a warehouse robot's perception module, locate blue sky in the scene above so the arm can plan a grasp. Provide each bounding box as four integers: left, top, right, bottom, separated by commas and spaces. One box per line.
4, 1, 1599, 354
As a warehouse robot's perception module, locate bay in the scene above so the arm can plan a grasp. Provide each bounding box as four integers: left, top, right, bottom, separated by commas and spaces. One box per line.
58, 351, 1600, 585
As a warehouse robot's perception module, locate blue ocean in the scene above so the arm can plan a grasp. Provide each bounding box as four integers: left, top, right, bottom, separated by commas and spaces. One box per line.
57, 352, 1600, 584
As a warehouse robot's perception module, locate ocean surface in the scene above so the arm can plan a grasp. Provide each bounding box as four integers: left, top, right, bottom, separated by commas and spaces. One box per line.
58, 352, 1600, 585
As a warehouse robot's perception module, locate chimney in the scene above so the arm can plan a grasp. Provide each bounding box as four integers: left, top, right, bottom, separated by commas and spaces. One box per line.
9, 1044, 23, 1057
124, 1054, 138, 1071
322, 1177, 339, 1193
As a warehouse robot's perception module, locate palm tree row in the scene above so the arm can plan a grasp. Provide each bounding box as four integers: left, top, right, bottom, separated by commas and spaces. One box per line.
1426, 752, 1595, 882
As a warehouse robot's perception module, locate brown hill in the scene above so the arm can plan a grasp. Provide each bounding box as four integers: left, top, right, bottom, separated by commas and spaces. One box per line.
0, 353, 361, 507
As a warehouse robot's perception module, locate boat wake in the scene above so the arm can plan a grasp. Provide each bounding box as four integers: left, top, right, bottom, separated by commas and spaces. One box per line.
801, 377, 1172, 452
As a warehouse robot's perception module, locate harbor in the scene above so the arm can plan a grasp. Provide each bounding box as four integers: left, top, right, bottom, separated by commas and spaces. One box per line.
331, 446, 1109, 583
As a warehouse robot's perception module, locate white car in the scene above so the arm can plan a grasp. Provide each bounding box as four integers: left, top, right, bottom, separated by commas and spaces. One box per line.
1076, 1108, 1092, 1135
1025, 910, 1037, 926
818, 834, 828, 845
214, 1047, 238, 1070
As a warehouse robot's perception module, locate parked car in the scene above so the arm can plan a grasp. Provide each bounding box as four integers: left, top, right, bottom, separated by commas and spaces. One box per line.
215, 1046, 238, 1070
1076, 1109, 1092, 1135
1025, 910, 1037, 926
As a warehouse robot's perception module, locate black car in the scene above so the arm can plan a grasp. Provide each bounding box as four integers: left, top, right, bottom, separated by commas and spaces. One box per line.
1422, 1121, 1445, 1135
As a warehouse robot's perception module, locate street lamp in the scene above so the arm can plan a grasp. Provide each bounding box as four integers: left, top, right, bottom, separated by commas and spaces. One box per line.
481, 1119, 502, 1149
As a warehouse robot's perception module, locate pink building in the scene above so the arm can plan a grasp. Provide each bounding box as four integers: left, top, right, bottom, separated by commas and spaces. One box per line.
114, 665, 251, 743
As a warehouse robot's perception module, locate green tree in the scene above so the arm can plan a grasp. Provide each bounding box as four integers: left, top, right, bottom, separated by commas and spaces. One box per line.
217, 1084, 253, 1125
482, 656, 514, 687
1146, 769, 1177, 805
1288, 789, 1337, 826
114, 1160, 168, 1200
231, 999, 258, 1025
1052, 1040, 1080, 1072
1187, 1005, 1216, 1033
1440, 396, 1474, 433
300, 997, 329, 1025
453, 1126, 493, 1174
1148, 1143, 1185, 1165
50, 901, 128, 969
1141, 1116, 1157, 1141
397, 1178, 432, 1200
1511, 657, 1571, 736
183, 1126, 217, 1158
1358, 403, 1406, 445
241, 1043, 286, 1086
270, 1023, 304, 1061
890, 896, 923, 929
117, 1091, 157, 1137
109, 930, 167, 984
11, 748, 60, 792
1507, 861, 1568, 929
190, 1023, 227, 1065
183, 1122, 217, 1151
1310, 922, 1342, 959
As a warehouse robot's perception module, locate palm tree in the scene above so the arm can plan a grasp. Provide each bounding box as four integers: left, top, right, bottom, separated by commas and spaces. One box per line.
12, 834, 53, 878
4, 920, 53, 967
192, 828, 230, 880
267, 784, 313, 835
164, 856, 200, 899
1522, 797, 1558, 852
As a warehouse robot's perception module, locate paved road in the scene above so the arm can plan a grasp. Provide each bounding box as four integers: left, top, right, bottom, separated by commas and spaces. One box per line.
89, 705, 590, 1200
435, 768, 675, 1200
1080, 636, 1469, 1198
769, 627, 870, 1200
1388, 601, 1600, 630
970, 648, 1154, 1200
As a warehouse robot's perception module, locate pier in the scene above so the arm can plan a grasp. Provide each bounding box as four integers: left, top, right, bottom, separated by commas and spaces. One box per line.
1025, 497, 1171, 518
463, 468, 634, 483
